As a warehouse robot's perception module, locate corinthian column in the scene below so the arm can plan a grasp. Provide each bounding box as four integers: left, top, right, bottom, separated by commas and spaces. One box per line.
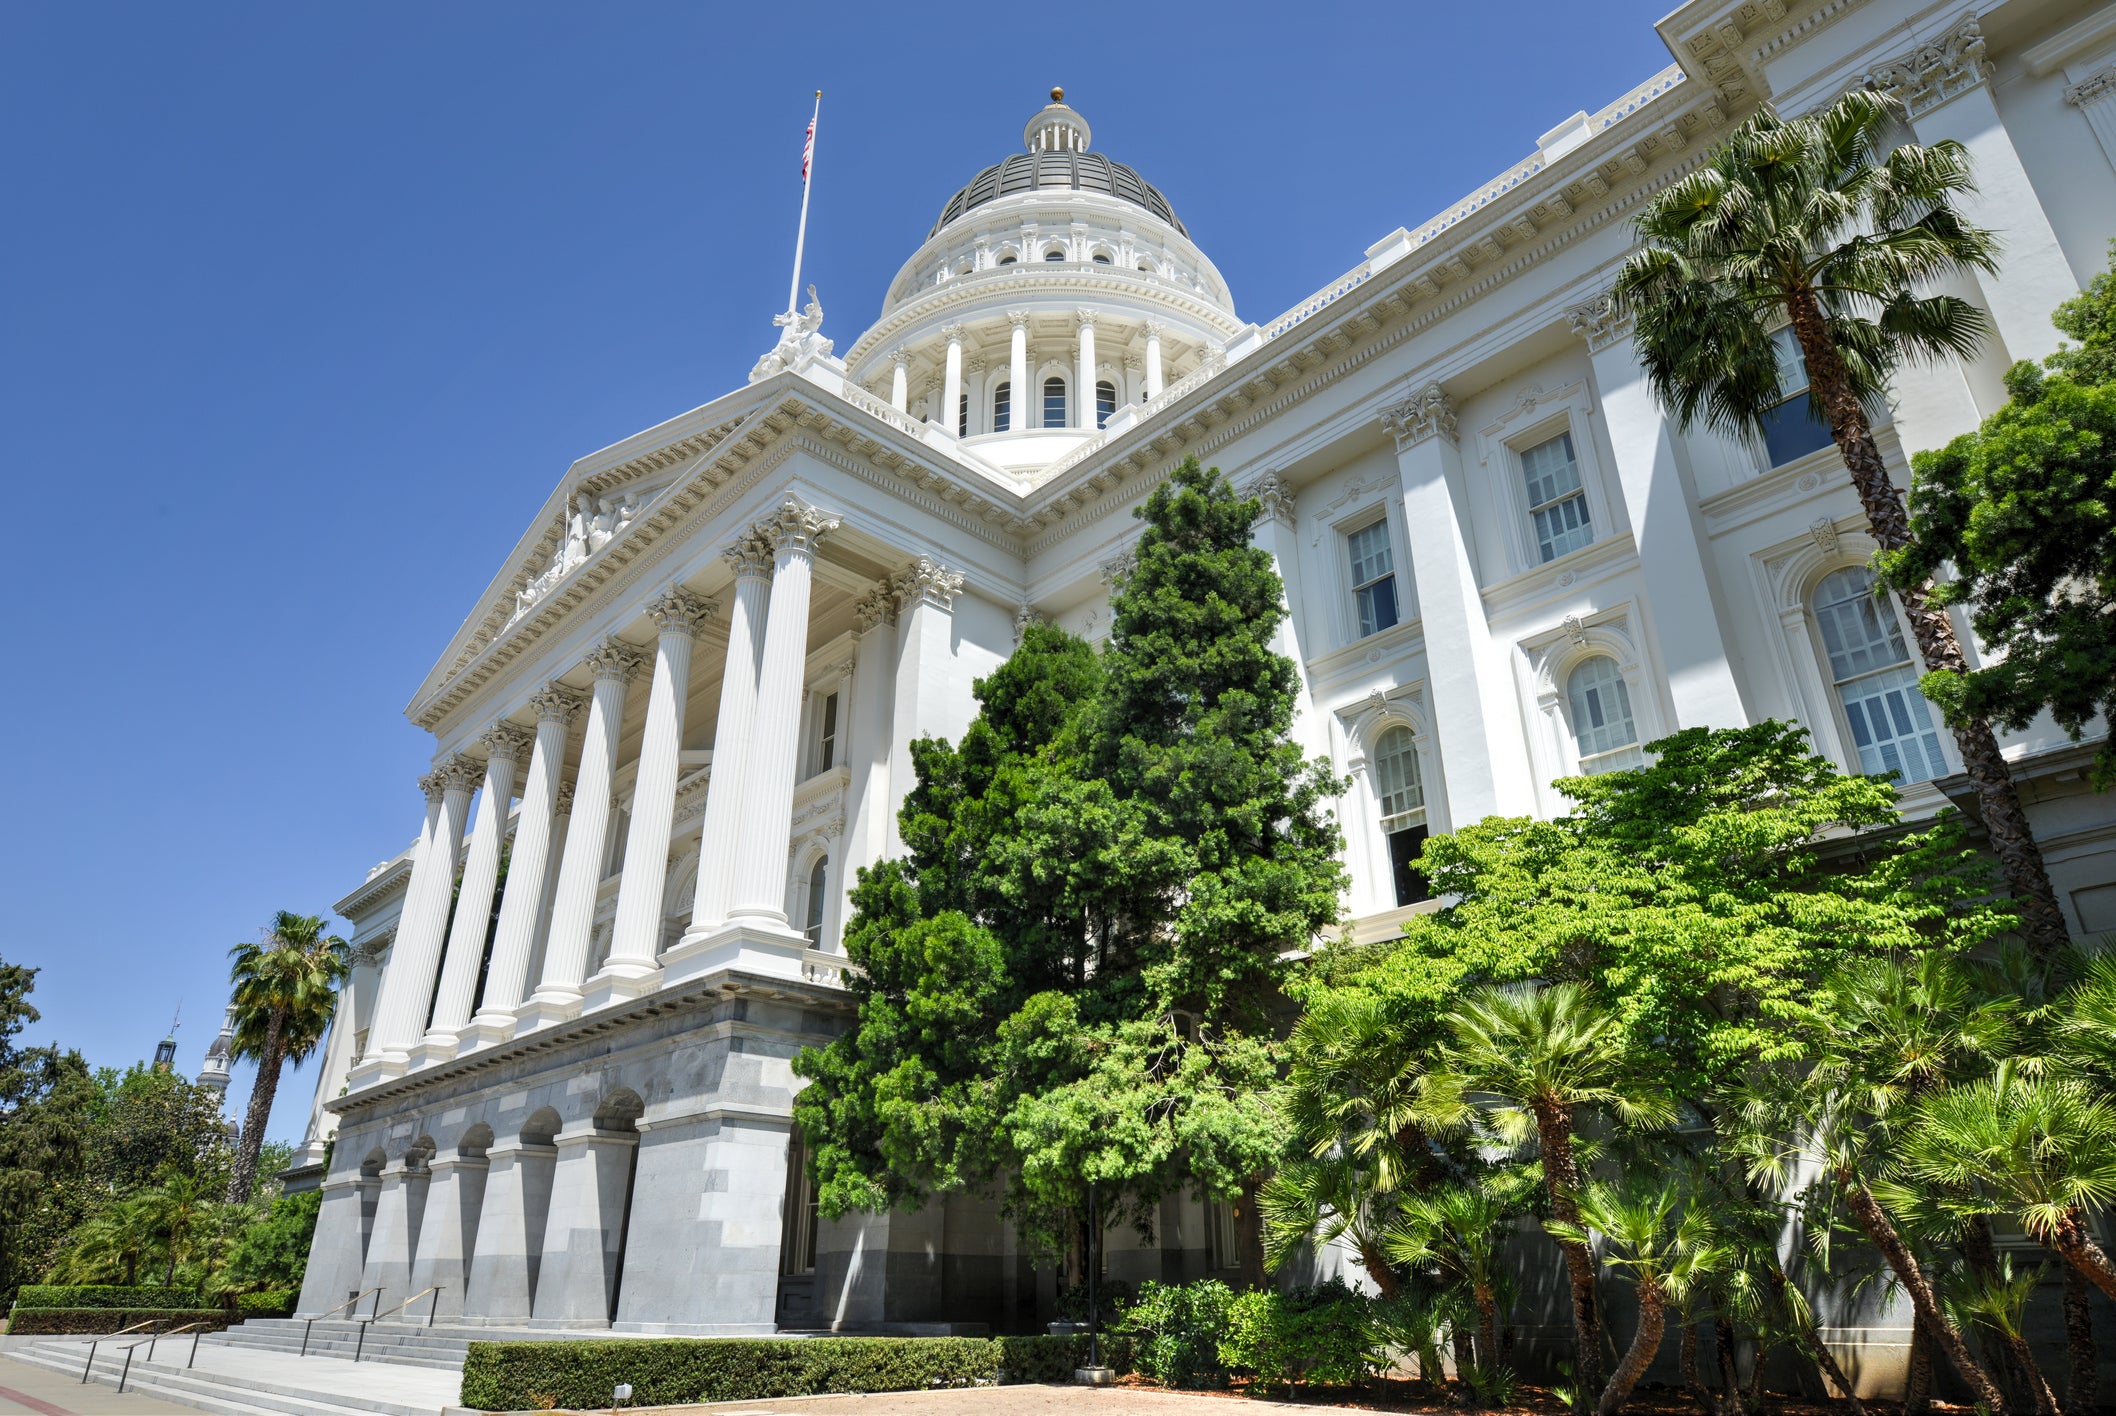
889, 350, 909, 413
687, 531, 773, 936
586, 588, 716, 1008
1075, 312, 1097, 428
1143, 321, 1165, 399
420, 725, 530, 1063
363, 756, 477, 1077
1007, 312, 1029, 426
941, 325, 965, 436
520, 639, 642, 1027
466, 687, 583, 1047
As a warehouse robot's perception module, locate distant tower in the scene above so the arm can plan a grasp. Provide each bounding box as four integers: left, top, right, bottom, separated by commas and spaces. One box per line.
152, 1005, 181, 1073
197, 1006, 236, 1099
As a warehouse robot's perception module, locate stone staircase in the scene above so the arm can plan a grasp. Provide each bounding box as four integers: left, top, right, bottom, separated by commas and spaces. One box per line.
6, 1319, 479, 1415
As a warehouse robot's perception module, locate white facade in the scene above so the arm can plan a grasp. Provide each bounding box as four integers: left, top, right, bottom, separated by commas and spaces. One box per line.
296, 0, 2116, 1366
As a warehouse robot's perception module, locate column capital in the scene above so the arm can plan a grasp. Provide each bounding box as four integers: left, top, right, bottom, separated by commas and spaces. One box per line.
529, 685, 587, 727
940, 323, 968, 346
1075, 309, 1099, 331
722, 527, 776, 579
1100, 549, 1137, 587
585, 636, 647, 684
1141, 319, 1164, 339
436, 754, 482, 795
1244, 471, 1296, 529
646, 587, 717, 638
1864, 18, 1990, 118
893, 555, 965, 612
754, 495, 841, 555
1007, 310, 1032, 332
853, 583, 898, 632
1382, 383, 1458, 451
889, 346, 911, 370
553, 778, 577, 817
2066, 66, 2116, 106
479, 723, 533, 767
1565, 291, 1632, 354
418, 770, 448, 805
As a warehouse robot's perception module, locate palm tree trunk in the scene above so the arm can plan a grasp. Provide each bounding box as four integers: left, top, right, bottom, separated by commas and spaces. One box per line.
1599, 1277, 1667, 1416
228, 1009, 288, 1204
1356, 1238, 1402, 1300
1964, 1218, 2060, 1415
1474, 1282, 1501, 1371
1785, 287, 2069, 957
2061, 1264, 2097, 1415
1681, 1317, 1720, 1416
1907, 1317, 1934, 1415
1236, 1176, 1268, 1290
1760, 1260, 1865, 1416
1716, 1316, 1743, 1416
1453, 1324, 1478, 1396
1534, 1102, 1604, 1413
1838, 1175, 2009, 1412
2049, 1205, 2116, 1302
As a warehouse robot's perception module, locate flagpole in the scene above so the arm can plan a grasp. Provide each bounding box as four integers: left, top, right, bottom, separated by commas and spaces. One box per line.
787, 90, 822, 316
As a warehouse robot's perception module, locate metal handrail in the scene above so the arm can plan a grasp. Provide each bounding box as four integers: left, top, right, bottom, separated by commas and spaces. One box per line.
115, 1324, 190, 1395
301, 1287, 381, 1356
81, 1320, 165, 1382
354, 1285, 443, 1362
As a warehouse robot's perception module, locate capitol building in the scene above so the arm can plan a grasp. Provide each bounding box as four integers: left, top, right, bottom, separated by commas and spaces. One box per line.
290, 0, 2116, 1354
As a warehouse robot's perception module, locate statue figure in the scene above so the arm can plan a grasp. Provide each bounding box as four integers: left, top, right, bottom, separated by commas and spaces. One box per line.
748, 285, 835, 383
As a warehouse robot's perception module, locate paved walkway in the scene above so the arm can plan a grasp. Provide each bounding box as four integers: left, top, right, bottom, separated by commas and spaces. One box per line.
0, 1355, 195, 1415
563, 1389, 1364, 1416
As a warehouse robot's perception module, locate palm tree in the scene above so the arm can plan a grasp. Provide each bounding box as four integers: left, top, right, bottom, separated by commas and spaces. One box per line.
1613, 88, 2068, 956
1736, 954, 2013, 1412
225, 912, 349, 1203
132, 1173, 213, 1286
1550, 1179, 1722, 1416
1382, 1175, 1532, 1371
52, 1193, 159, 1285
1430, 983, 1676, 1413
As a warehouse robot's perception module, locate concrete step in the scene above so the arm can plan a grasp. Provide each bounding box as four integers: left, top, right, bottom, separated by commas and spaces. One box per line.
8, 1336, 460, 1416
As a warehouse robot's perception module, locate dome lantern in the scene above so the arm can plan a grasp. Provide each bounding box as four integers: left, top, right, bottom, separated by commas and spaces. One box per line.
1025, 87, 1091, 154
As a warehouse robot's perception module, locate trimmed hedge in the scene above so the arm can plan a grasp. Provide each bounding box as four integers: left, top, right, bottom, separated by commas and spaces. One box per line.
7, 1308, 232, 1336
459, 1334, 1133, 1411
13, 1285, 206, 1311
236, 1290, 298, 1318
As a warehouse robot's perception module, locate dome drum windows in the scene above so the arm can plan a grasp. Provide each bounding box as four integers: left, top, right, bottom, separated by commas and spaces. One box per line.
992, 381, 1011, 433
1811, 567, 1946, 785
1095, 379, 1117, 429
1042, 376, 1067, 429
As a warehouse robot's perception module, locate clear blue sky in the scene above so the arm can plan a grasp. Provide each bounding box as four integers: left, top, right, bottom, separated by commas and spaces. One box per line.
0, 1, 1678, 1143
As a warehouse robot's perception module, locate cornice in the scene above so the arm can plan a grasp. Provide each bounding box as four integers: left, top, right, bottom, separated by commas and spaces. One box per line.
1657, 0, 1874, 107
334, 856, 413, 921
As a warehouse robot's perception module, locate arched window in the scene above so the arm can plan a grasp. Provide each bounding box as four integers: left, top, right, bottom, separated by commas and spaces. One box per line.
1812, 567, 1946, 784
992, 381, 1011, 433
804, 856, 829, 945
1043, 376, 1066, 429
1137, 260, 1154, 273
958, 391, 969, 438
1372, 726, 1430, 906
1091, 252, 1112, 265
998, 254, 1017, 266
1095, 380, 1117, 429
1043, 247, 1066, 263
1567, 657, 1643, 774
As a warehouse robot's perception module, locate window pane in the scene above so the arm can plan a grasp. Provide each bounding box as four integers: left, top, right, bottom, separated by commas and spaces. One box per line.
1346, 520, 1394, 587
1373, 727, 1425, 820
1356, 576, 1400, 636
1813, 568, 1911, 680
1567, 657, 1640, 764
1770, 327, 1810, 396
805, 857, 829, 943
1834, 663, 1946, 783
993, 381, 1010, 433
1759, 392, 1834, 466
1096, 380, 1117, 429
1043, 377, 1066, 427
1521, 431, 1582, 508
1522, 432, 1592, 562
818, 692, 838, 771
1532, 492, 1594, 562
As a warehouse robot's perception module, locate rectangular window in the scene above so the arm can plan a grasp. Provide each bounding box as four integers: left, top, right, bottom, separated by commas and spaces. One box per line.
1760, 327, 1835, 466
958, 391, 969, 438
1522, 430, 1593, 563
1043, 379, 1066, 429
1346, 519, 1400, 637
1388, 824, 1432, 907
815, 692, 839, 773
1207, 1200, 1242, 1271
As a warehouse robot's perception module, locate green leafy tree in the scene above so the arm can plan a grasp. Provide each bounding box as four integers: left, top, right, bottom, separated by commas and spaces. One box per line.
220, 1187, 322, 1294
0, 958, 94, 1306
1884, 250, 2116, 788
1427, 983, 1677, 1413
225, 911, 349, 1203
1614, 87, 2069, 955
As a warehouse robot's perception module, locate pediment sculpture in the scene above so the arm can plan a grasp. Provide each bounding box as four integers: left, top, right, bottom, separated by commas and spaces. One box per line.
510, 488, 643, 623
748, 285, 834, 383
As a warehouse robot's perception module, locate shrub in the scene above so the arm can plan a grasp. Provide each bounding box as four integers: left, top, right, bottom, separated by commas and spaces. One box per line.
12, 1285, 206, 1311
6, 1308, 230, 1336
1117, 1279, 1235, 1389
235, 1289, 297, 1318
458, 1335, 1133, 1411
222, 1190, 321, 1292
1219, 1281, 1382, 1393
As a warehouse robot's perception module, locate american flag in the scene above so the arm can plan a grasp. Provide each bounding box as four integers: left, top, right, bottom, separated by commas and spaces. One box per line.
802, 115, 815, 180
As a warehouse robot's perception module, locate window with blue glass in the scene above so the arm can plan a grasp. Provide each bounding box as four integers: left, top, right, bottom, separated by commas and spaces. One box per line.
1346, 519, 1400, 637
1812, 567, 1946, 785
1522, 430, 1593, 563
1096, 380, 1117, 429
1759, 327, 1837, 466
992, 381, 1011, 433
1042, 376, 1066, 428
1566, 656, 1644, 774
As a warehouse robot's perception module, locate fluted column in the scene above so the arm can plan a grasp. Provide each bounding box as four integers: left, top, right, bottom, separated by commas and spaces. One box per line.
467, 688, 582, 1047
421, 726, 529, 1063
363, 758, 477, 1078
1244, 473, 1329, 764
730, 498, 839, 925
888, 349, 909, 412
941, 325, 965, 436
842, 586, 899, 897
885, 558, 966, 857
1008, 312, 1029, 427
586, 589, 715, 1008
687, 532, 773, 935
1143, 321, 1164, 399
520, 639, 643, 1027
1075, 312, 1097, 428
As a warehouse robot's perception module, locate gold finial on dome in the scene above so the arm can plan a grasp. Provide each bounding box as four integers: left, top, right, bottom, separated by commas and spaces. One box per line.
1026, 89, 1090, 154
1052, 86, 1064, 102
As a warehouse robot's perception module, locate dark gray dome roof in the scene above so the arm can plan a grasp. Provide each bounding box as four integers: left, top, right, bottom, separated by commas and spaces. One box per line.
930, 150, 1187, 238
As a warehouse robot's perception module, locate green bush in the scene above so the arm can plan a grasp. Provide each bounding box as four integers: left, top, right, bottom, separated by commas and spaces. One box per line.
1118, 1279, 1235, 1389
13, 1285, 205, 1311
1219, 1281, 1381, 1393
235, 1289, 297, 1318
7, 1308, 230, 1336
459, 1335, 1134, 1410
